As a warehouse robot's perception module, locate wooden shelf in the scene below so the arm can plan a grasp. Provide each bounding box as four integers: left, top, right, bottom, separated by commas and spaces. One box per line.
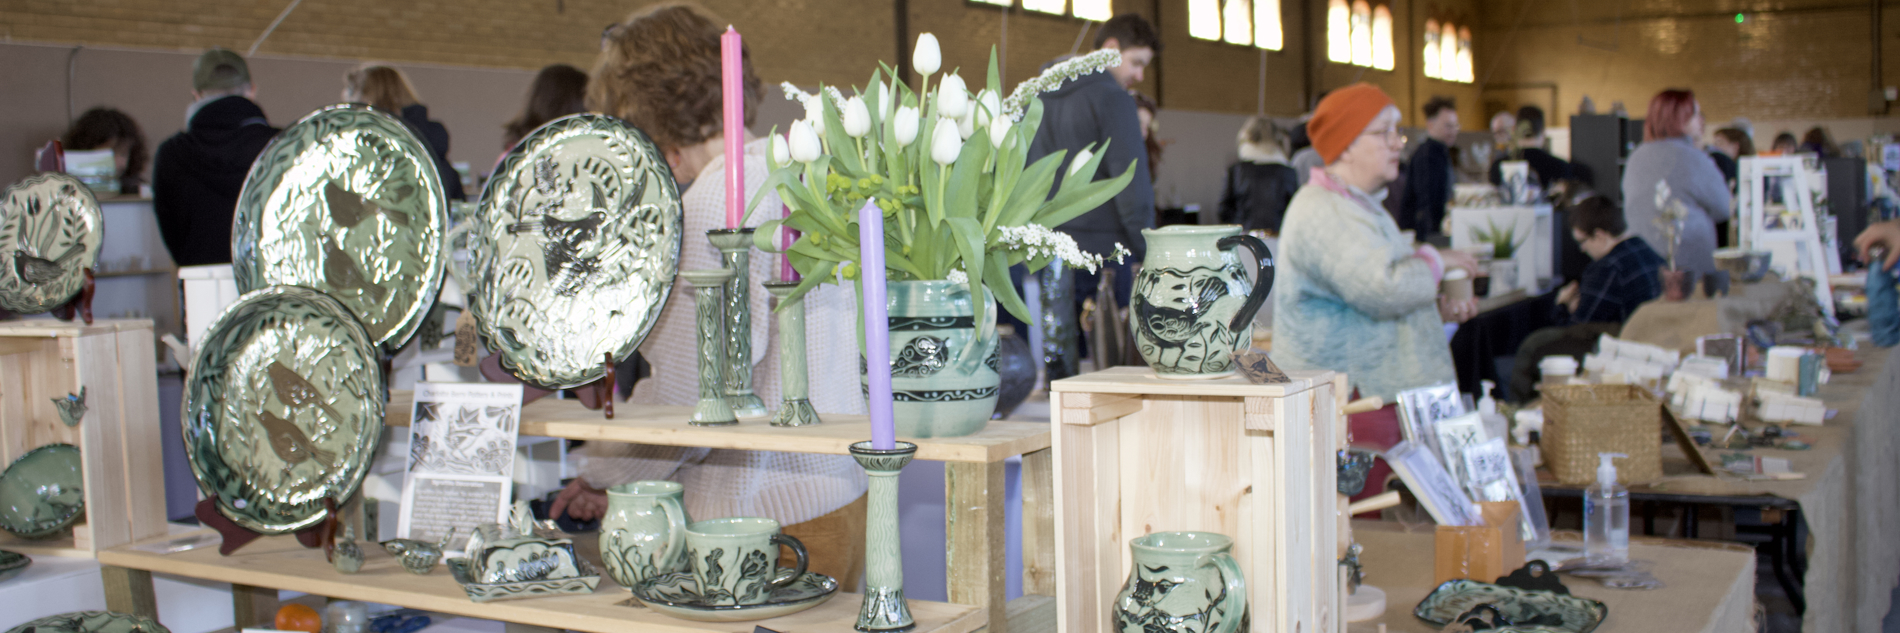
384, 390, 1049, 464
99, 534, 984, 633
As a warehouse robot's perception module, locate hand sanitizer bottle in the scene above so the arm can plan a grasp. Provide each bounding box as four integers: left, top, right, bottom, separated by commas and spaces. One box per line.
1584, 452, 1630, 566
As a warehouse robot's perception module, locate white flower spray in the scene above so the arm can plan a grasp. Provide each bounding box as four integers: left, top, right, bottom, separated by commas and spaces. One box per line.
999, 49, 1124, 122
994, 224, 1130, 273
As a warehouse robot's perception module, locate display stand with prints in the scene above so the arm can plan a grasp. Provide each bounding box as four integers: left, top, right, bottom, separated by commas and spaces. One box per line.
1738, 155, 1838, 315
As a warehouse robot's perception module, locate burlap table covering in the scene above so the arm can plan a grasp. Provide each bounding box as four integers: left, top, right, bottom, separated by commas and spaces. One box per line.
1348, 521, 1755, 633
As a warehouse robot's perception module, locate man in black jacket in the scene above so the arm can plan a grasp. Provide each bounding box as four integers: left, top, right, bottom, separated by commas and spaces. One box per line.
1399, 96, 1457, 241
151, 48, 280, 266
1024, 13, 1158, 378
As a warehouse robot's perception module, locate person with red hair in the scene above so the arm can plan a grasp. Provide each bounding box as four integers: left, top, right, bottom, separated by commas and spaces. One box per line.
1621, 89, 1731, 273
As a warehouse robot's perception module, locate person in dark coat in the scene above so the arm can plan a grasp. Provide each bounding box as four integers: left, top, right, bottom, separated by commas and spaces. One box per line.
151, 48, 281, 266
343, 64, 467, 201
1399, 96, 1457, 240
1218, 116, 1299, 234
1487, 105, 1572, 190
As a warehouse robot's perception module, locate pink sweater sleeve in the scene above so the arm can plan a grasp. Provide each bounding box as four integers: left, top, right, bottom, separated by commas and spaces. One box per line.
1415, 244, 1446, 284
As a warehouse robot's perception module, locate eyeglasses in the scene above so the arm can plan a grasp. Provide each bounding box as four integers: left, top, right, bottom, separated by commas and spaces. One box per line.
1360, 127, 1404, 144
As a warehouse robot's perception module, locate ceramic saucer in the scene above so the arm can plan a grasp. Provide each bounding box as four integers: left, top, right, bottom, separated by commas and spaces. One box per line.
0, 443, 84, 538
0, 548, 30, 582
631, 570, 839, 623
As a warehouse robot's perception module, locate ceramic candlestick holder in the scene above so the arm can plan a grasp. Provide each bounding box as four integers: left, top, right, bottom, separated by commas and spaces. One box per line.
707, 229, 769, 418
851, 440, 917, 632
682, 269, 737, 426
764, 281, 822, 426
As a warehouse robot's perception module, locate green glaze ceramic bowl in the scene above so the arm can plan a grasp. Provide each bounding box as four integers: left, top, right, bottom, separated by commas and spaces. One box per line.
0, 549, 30, 582
0, 444, 84, 539
4, 611, 169, 633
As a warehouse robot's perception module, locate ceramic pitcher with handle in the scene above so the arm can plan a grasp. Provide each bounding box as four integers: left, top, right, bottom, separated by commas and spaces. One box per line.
1130, 225, 1274, 379
599, 480, 690, 589
1113, 531, 1249, 633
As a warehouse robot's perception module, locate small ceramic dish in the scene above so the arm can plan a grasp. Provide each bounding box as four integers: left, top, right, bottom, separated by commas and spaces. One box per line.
0, 443, 85, 538
0, 548, 31, 582
1414, 579, 1607, 633
446, 556, 602, 603
3, 611, 169, 633
631, 570, 838, 623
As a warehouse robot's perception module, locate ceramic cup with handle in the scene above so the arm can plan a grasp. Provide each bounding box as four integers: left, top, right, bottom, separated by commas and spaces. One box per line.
1130, 225, 1275, 379
599, 480, 690, 590
684, 517, 809, 606
1113, 531, 1248, 633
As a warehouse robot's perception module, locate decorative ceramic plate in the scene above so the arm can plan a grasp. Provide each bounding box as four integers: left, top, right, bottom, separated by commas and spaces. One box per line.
631, 570, 839, 623
231, 103, 447, 352
447, 556, 602, 603
0, 444, 84, 539
3, 611, 169, 633
183, 286, 385, 534
0, 173, 102, 314
470, 113, 682, 389
0, 549, 28, 582
1415, 579, 1608, 633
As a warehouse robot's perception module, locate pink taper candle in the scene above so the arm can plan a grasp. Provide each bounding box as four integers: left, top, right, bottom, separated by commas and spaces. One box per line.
781, 205, 799, 282
720, 26, 744, 229
858, 201, 895, 450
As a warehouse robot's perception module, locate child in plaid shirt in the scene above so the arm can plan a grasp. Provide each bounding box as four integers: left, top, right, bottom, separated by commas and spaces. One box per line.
1555, 195, 1666, 324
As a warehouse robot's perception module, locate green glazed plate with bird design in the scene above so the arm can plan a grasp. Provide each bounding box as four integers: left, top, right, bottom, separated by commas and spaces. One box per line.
4, 611, 170, 633
631, 570, 838, 622
231, 103, 447, 352
0, 173, 102, 314
470, 113, 682, 389
0, 444, 84, 539
183, 286, 385, 534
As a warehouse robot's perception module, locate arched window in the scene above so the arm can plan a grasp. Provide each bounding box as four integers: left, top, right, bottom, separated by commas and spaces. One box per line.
1223, 0, 1253, 45
1255, 0, 1283, 50
1023, 0, 1067, 15
1371, 5, 1394, 70
1350, 0, 1373, 67
1071, 0, 1111, 20
1189, 0, 1222, 39
1457, 26, 1474, 82
1327, 0, 1352, 62
1440, 22, 1460, 81
1423, 19, 1441, 79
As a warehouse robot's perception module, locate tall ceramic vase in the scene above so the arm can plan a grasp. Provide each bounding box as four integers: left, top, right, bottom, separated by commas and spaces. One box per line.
1112, 531, 1249, 633
860, 280, 999, 438
598, 481, 690, 590
707, 229, 769, 418
764, 281, 822, 426
1130, 225, 1275, 379
682, 269, 737, 426
852, 441, 917, 632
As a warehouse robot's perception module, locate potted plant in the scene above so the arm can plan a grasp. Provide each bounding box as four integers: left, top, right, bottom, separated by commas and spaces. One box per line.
746, 38, 1135, 437
1469, 217, 1524, 294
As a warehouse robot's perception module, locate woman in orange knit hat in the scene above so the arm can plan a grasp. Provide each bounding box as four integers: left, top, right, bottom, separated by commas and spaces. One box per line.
1270, 83, 1480, 400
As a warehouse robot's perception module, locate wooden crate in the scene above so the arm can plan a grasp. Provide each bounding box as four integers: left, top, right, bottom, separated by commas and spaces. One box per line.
1051, 367, 1344, 633
0, 319, 166, 556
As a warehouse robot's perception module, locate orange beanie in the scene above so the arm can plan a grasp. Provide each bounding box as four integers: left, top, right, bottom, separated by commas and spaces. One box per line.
1308, 83, 1396, 164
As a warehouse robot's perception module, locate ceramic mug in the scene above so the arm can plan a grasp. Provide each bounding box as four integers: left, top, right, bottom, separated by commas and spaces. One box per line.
1112, 531, 1248, 633
684, 517, 809, 606
599, 480, 690, 589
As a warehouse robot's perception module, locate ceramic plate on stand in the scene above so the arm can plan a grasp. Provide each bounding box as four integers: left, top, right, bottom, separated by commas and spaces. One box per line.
630, 570, 839, 622
231, 103, 448, 352
182, 286, 385, 534
0, 443, 84, 539
469, 113, 682, 389
0, 173, 102, 314
4, 611, 169, 633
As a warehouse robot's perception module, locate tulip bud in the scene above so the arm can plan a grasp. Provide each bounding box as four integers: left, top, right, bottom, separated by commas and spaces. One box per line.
877, 81, 894, 118
976, 89, 1001, 120
1068, 147, 1095, 177
913, 33, 942, 76
789, 120, 822, 163
804, 98, 826, 136
931, 119, 962, 166
937, 74, 969, 120
843, 96, 872, 138
957, 108, 977, 140
770, 133, 792, 168
893, 106, 921, 146
989, 114, 1013, 149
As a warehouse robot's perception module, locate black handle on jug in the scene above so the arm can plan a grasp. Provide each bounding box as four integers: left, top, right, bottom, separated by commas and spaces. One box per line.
1215, 234, 1275, 333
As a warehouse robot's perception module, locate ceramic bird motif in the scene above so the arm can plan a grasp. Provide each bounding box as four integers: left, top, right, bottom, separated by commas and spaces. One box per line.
52, 387, 86, 427
382, 527, 456, 575
15, 242, 85, 285
333, 526, 364, 574
323, 235, 388, 303
268, 361, 345, 421
324, 181, 409, 227
256, 409, 337, 465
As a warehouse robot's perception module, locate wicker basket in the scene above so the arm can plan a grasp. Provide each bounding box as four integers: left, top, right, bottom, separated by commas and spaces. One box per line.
1540, 384, 1664, 485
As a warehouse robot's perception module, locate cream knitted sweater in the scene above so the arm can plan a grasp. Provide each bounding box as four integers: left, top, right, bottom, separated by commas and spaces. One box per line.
581, 138, 867, 525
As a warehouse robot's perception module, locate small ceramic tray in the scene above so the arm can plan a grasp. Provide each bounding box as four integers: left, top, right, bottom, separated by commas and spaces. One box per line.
1414, 579, 1607, 633
0, 548, 30, 582
4, 611, 169, 633
631, 570, 839, 623
0, 443, 84, 538
446, 557, 601, 603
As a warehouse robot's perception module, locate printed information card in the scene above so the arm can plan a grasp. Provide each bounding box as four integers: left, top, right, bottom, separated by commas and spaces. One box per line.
397, 382, 523, 549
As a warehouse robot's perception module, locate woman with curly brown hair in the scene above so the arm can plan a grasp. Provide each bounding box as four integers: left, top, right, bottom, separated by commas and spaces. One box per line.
62, 107, 149, 195
548, 2, 867, 589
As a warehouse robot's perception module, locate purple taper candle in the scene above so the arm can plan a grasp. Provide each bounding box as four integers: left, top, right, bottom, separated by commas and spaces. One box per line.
858, 200, 896, 450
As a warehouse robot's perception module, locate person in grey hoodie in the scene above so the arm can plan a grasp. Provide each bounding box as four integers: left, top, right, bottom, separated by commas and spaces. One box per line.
1622, 89, 1730, 274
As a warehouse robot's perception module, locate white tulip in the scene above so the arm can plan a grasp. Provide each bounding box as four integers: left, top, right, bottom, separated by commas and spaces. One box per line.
843, 96, 872, 138
913, 33, 942, 76
976, 89, 1001, 120
893, 106, 921, 146
937, 74, 969, 120
877, 81, 894, 118
931, 119, 963, 166
957, 108, 977, 140
1068, 147, 1095, 177
770, 133, 791, 168
804, 98, 827, 136
989, 114, 1013, 149
789, 120, 822, 163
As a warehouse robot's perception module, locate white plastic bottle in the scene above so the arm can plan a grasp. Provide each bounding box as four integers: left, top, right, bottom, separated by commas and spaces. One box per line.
1584, 452, 1630, 566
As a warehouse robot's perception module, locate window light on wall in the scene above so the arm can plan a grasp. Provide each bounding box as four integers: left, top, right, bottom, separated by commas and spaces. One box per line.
1423, 19, 1473, 83
973, 0, 1110, 21
1327, 0, 1392, 70
1188, 0, 1283, 50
